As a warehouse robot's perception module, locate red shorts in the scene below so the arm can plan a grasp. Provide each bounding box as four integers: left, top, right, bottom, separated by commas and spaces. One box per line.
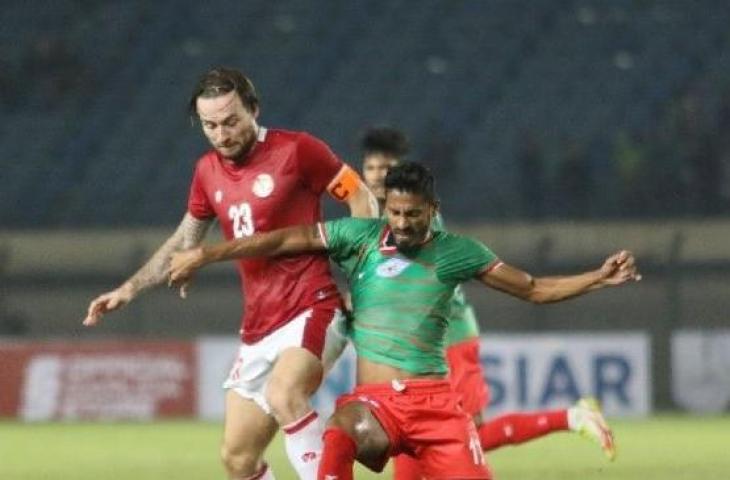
337, 380, 492, 479
446, 338, 489, 416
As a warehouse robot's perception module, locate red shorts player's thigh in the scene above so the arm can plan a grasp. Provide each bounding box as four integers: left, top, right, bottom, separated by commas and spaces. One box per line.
446, 339, 489, 416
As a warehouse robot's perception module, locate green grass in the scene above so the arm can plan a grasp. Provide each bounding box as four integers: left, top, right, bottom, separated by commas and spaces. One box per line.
1, 416, 729, 479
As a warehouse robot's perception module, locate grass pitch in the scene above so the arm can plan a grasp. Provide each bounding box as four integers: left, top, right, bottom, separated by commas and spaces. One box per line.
1, 416, 728, 479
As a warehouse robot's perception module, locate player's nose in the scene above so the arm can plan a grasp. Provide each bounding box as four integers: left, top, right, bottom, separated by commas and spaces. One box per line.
213, 126, 229, 143
394, 216, 408, 230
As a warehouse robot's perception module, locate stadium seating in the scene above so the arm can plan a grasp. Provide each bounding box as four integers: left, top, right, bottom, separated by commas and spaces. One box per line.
2, 0, 729, 226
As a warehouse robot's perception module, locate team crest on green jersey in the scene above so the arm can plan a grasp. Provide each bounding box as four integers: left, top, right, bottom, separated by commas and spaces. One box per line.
376, 257, 411, 278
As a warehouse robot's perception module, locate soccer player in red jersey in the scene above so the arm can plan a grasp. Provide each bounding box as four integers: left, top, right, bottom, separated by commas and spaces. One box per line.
83, 67, 377, 480
359, 128, 617, 480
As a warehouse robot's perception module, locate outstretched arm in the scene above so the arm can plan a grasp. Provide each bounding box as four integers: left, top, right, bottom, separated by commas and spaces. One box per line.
83, 213, 212, 326
168, 224, 326, 287
479, 250, 641, 304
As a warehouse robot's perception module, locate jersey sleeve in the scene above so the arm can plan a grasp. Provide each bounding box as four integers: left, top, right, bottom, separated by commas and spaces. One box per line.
320, 217, 380, 264
296, 132, 344, 195
187, 162, 215, 220
437, 234, 499, 285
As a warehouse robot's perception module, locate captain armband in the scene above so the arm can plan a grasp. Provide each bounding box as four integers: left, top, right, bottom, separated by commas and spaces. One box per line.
326, 165, 363, 202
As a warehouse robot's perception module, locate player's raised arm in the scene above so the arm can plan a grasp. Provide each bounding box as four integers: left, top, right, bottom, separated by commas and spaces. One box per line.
168, 224, 326, 287
326, 164, 379, 218
478, 250, 641, 304
83, 212, 212, 326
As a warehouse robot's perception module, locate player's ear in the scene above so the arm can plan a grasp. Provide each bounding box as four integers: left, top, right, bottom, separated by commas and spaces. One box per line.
431, 200, 440, 216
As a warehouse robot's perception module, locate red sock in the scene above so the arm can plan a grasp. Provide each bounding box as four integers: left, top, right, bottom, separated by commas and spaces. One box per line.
318, 428, 357, 480
478, 409, 569, 451
393, 453, 422, 480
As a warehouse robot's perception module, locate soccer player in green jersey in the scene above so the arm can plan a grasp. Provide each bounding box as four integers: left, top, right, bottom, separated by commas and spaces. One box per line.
168, 162, 640, 480
360, 128, 618, 479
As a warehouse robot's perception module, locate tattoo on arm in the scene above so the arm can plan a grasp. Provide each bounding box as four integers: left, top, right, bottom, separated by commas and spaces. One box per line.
126, 213, 212, 295
181, 214, 211, 249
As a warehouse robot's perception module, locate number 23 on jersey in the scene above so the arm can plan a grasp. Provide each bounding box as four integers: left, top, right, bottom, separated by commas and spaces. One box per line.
228, 202, 255, 238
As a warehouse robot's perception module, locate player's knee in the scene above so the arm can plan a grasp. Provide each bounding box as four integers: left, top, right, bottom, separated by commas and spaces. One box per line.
325, 412, 357, 437
325, 405, 375, 448
220, 442, 259, 476
265, 379, 310, 422
326, 405, 390, 471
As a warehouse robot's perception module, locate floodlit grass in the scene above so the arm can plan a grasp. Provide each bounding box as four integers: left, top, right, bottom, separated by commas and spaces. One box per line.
1, 416, 728, 479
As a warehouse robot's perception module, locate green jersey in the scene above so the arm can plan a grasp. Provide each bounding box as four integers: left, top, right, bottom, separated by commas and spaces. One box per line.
444, 287, 480, 346
322, 217, 498, 375
431, 214, 481, 346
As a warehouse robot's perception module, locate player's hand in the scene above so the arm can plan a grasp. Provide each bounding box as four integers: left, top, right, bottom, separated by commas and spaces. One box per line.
168, 247, 204, 294
83, 285, 134, 327
599, 250, 642, 286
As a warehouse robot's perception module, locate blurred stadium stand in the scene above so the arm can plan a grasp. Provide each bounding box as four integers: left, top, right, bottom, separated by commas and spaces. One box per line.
1, 0, 729, 409
1, 0, 729, 226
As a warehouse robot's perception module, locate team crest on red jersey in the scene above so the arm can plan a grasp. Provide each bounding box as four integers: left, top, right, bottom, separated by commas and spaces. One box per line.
252, 173, 274, 198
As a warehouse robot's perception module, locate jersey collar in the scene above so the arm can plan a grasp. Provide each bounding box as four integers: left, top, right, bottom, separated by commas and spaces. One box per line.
216, 126, 268, 171
378, 226, 398, 255
257, 126, 268, 142
378, 225, 434, 255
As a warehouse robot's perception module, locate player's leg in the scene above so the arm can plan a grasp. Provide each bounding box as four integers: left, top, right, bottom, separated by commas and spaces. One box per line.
221, 390, 278, 479
267, 346, 326, 478
449, 337, 615, 460
265, 302, 347, 478
220, 338, 281, 479
476, 348, 570, 452
478, 399, 615, 459
478, 409, 569, 450
319, 400, 391, 480
445, 338, 489, 421
449, 341, 570, 454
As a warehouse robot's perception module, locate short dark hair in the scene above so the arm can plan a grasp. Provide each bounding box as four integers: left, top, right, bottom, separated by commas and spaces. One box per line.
384, 162, 436, 204
361, 127, 410, 159
188, 67, 259, 116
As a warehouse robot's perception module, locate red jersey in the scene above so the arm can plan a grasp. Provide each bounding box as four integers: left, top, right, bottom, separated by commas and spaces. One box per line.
188, 128, 344, 343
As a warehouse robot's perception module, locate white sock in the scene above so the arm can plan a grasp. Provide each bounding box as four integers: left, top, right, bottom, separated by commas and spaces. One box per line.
567, 406, 581, 431
282, 410, 324, 479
